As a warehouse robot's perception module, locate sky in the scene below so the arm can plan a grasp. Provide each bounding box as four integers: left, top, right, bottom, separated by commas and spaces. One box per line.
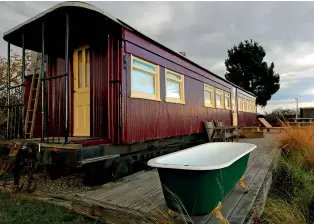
0, 1, 314, 114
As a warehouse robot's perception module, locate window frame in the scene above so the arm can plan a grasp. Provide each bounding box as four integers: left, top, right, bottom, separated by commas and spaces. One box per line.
165, 68, 185, 104
73, 45, 90, 90
204, 83, 215, 108
130, 54, 161, 101
243, 99, 247, 112
245, 99, 249, 112
224, 91, 231, 110
215, 88, 224, 109
238, 97, 242, 112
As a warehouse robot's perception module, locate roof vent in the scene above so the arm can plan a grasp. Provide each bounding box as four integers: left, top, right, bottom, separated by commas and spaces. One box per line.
179, 52, 186, 56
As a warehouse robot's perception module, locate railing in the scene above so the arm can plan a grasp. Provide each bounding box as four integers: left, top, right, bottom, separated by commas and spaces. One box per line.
5, 13, 70, 144
2, 84, 24, 140
41, 73, 68, 144
285, 118, 314, 127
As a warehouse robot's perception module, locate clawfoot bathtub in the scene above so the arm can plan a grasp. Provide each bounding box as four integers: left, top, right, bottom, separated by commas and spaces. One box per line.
147, 142, 257, 223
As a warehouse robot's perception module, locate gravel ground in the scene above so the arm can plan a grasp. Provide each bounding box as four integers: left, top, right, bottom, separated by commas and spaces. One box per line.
1, 172, 99, 197
34, 173, 98, 196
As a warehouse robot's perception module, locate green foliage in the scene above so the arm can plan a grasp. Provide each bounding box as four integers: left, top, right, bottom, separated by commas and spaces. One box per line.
264, 108, 296, 126
270, 157, 314, 213
261, 155, 314, 223
0, 193, 101, 224
270, 108, 296, 118
224, 39, 280, 107
261, 197, 306, 224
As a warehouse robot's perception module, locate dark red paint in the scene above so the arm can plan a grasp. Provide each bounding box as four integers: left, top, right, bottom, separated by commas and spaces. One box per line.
124, 30, 234, 90
23, 34, 122, 142
121, 28, 256, 144
24, 75, 42, 138
23, 23, 256, 145
238, 112, 257, 126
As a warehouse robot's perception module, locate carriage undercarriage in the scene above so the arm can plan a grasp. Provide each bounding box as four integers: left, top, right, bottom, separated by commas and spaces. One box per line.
0, 140, 37, 193
0, 133, 205, 191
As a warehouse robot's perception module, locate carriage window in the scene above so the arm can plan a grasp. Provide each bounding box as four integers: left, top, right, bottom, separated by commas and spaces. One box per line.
85, 48, 90, 87
204, 84, 214, 107
251, 101, 255, 112
74, 46, 90, 89
78, 50, 83, 88
130, 55, 160, 101
165, 69, 185, 104
224, 92, 231, 110
215, 88, 224, 108
238, 98, 242, 111
243, 99, 247, 112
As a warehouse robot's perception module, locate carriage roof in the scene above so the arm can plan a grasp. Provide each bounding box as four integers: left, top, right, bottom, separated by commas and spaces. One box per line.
3, 1, 255, 98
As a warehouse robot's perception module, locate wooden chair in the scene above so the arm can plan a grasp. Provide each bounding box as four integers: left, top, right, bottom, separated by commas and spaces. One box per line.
203, 121, 225, 142
215, 120, 239, 142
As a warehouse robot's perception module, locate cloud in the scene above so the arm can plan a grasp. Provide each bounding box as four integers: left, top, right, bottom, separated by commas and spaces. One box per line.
1, 1, 314, 113
303, 89, 314, 96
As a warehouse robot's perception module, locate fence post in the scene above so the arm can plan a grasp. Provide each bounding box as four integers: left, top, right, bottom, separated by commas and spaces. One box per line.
6, 42, 10, 140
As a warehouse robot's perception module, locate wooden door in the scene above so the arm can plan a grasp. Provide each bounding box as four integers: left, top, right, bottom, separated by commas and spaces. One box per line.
73, 45, 90, 136
231, 87, 238, 126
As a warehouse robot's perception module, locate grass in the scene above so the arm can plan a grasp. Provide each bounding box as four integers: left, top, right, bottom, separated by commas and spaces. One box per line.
0, 189, 191, 224
0, 193, 101, 224
260, 123, 314, 224
261, 197, 306, 224
275, 122, 314, 167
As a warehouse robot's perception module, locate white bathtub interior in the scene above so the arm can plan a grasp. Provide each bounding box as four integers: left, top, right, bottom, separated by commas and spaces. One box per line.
147, 142, 257, 170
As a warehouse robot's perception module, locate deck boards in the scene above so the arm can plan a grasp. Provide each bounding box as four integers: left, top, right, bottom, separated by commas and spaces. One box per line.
74, 136, 278, 224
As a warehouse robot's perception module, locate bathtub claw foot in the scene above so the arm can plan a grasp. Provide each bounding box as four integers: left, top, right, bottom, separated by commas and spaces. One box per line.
211, 202, 229, 224
168, 209, 175, 216
238, 176, 249, 193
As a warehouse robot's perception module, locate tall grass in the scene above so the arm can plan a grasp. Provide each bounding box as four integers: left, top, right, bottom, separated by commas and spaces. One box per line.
261, 123, 314, 224
275, 119, 314, 167
261, 197, 306, 224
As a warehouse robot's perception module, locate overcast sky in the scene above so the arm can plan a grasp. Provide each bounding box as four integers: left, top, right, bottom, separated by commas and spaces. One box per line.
1, 1, 314, 113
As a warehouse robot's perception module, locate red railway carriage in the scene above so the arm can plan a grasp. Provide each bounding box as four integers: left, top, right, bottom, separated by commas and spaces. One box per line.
3, 2, 256, 184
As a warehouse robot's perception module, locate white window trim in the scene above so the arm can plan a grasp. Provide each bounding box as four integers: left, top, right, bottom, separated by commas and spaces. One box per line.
215, 88, 224, 109
130, 54, 160, 101
204, 83, 215, 108
243, 99, 247, 112
238, 98, 242, 112
165, 68, 185, 104
224, 92, 231, 110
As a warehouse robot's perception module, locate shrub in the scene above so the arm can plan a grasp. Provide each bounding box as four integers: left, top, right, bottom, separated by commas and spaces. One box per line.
261, 125, 314, 223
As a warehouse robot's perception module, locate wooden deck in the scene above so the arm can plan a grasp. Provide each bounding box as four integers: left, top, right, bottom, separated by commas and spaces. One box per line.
70, 136, 279, 224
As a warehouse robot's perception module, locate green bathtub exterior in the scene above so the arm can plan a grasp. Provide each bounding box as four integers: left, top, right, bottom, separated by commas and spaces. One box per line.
157, 153, 250, 216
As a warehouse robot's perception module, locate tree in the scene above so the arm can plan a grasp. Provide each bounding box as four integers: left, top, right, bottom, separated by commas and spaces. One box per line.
0, 50, 32, 129
271, 108, 296, 118
264, 108, 296, 127
224, 39, 280, 107
0, 50, 32, 98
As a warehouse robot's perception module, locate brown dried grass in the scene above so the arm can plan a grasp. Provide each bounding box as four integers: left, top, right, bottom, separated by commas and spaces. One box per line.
261, 197, 306, 224
275, 119, 314, 167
